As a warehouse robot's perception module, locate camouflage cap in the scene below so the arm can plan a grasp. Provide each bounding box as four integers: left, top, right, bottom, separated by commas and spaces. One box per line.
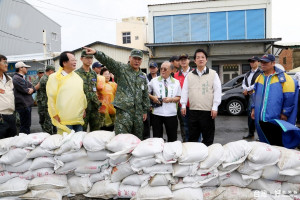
46, 65, 55, 71
81, 49, 93, 58
37, 69, 44, 73
130, 49, 143, 59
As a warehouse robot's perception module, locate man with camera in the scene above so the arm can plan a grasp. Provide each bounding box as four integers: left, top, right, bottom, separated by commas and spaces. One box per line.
148, 61, 181, 142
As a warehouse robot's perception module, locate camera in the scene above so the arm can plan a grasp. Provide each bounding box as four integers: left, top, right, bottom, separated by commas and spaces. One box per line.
151, 98, 163, 108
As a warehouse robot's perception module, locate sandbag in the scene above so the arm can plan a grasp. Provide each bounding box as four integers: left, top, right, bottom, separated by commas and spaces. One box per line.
87, 149, 110, 161
109, 153, 131, 167
20, 168, 54, 180
29, 157, 55, 171
237, 161, 263, 181
28, 174, 68, 190
84, 180, 120, 199
0, 148, 30, 166
110, 162, 135, 182
178, 142, 208, 164
5, 159, 32, 173
133, 185, 173, 200
0, 137, 13, 156
19, 188, 69, 200
13, 133, 50, 148
0, 177, 30, 197
219, 171, 252, 188
27, 146, 53, 159
183, 170, 219, 186
117, 183, 139, 199
160, 141, 182, 164
142, 164, 173, 175
83, 130, 115, 152
149, 174, 175, 186
261, 165, 287, 182
89, 167, 112, 183
122, 174, 150, 186
281, 182, 300, 194
106, 134, 140, 154
54, 158, 86, 175
247, 178, 281, 194
0, 171, 19, 184
172, 163, 198, 177
53, 131, 86, 155
68, 175, 92, 194
213, 186, 253, 200
277, 147, 300, 176
199, 143, 224, 170
74, 159, 109, 175
54, 148, 87, 165
172, 188, 203, 200
40, 134, 63, 150
131, 138, 164, 158
130, 156, 157, 172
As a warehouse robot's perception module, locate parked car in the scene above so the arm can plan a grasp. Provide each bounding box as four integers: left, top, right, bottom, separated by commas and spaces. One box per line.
219, 74, 246, 115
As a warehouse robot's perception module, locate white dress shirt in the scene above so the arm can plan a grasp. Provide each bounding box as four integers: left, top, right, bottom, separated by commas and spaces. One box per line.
61, 70, 68, 76
181, 67, 190, 77
0, 74, 6, 85
242, 68, 259, 91
180, 67, 222, 111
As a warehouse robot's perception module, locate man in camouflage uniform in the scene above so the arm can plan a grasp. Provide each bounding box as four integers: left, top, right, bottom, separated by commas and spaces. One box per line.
75, 50, 102, 131
84, 47, 150, 139
32, 69, 44, 105
38, 65, 57, 134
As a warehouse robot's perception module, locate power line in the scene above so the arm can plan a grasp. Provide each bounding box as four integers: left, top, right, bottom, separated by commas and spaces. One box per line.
0, 29, 47, 45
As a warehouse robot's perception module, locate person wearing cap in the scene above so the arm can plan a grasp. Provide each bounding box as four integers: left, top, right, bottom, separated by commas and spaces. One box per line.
83, 47, 150, 139
241, 56, 262, 140
47, 51, 87, 134
147, 61, 159, 82
75, 50, 102, 132
180, 49, 222, 146
0, 54, 17, 138
169, 56, 180, 77
38, 65, 57, 134
251, 54, 300, 148
12, 61, 36, 134
174, 53, 194, 142
92, 62, 104, 75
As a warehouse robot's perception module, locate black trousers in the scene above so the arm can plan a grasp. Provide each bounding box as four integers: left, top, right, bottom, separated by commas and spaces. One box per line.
152, 114, 177, 142
0, 114, 17, 139
189, 110, 215, 146
16, 107, 31, 134
259, 121, 283, 146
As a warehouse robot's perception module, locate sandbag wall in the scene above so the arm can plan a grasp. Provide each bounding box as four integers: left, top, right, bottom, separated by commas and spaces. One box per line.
0, 131, 300, 200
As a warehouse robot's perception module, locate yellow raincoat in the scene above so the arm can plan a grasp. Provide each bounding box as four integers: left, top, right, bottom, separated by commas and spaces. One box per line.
46, 67, 87, 134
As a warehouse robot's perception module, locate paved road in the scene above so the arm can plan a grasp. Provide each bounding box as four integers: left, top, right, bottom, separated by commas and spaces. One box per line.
30, 106, 255, 145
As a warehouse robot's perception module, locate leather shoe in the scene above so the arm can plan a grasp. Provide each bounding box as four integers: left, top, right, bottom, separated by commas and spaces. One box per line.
243, 135, 254, 140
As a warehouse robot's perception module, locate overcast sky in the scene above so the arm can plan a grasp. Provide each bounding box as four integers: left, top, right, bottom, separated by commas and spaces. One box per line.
25, 0, 300, 52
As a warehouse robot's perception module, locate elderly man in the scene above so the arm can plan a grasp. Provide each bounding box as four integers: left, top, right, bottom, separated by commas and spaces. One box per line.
84, 47, 150, 139
148, 61, 181, 142
47, 51, 87, 134
181, 49, 222, 146
13, 61, 36, 134
0, 54, 17, 138
251, 54, 300, 148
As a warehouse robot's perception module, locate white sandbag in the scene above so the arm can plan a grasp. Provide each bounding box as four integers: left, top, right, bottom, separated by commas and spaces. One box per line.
213, 186, 253, 200
0, 171, 19, 184
0, 177, 30, 197
19, 188, 69, 200
178, 142, 208, 164
68, 175, 92, 194
13, 133, 50, 148
0, 148, 30, 165
254, 193, 293, 200
160, 141, 182, 163
142, 164, 173, 175
110, 162, 135, 182
202, 187, 222, 200
54, 148, 87, 165
262, 165, 287, 182
54, 158, 86, 175
5, 159, 32, 173
74, 159, 109, 175
281, 182, 300, 194
285, 175, 300, 184
172, 188, 203, 200
83, 130, 115, 152
89, 167, 112, 183
277, 147, 300, 176
29, 157, 55, 171
199, 143, 225, 170
84, 180, 120, 199
134, 185, 173, 200
201, 178, 220, 187
222, 140, 252, 168
53, 131, 86, 155
248, 178, 281, 194
20, 168, 54, 180
109, 153, 131, 166
28, 174, 68, 190
149, 174, 175, 186
132, 138, 164, 158
117, 183, 139, 199
27, 146, 53, 159
122, 174, 150, 186
130, 156, 157, 172
87, 149, 110, 161
237, 161, 263, 181
247, 142, 281, 170
0, 197, 21, 200
0, 137, 13, 155
218, 163, 241, 176
40, 134, 64, 150
183, 170, 219, 186
172, 163, 198, 177
219, 171, 252, 188
106, 134, 140, 154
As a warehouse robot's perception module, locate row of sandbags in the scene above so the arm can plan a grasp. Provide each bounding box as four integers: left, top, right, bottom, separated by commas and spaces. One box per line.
0, 131, 300, 199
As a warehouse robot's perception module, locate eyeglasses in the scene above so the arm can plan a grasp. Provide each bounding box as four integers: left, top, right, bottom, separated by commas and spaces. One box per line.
160, 67, 168, 72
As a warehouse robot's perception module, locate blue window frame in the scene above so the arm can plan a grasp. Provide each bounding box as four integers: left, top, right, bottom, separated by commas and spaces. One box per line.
209, 12, 227, 41
154, 16, 172, 43
246, 9, 265, 39
173, 14, 190, 42
228, 10, 245, 40
190, 13, 208, 41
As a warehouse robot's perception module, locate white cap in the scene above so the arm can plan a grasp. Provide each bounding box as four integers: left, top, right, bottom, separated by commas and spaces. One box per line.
15, 61, 31, 68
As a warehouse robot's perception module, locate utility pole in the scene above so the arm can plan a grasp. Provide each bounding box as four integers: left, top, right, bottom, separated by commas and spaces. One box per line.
43, 29, 47, 68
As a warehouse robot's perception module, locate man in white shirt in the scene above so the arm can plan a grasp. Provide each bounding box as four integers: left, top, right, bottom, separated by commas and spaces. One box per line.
181, 49, 221, 146
294, 71, 300, 127
148, 61, 181, 142
242, 56, 262, 139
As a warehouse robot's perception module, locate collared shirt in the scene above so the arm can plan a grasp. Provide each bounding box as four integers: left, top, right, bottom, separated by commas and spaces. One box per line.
242, 68, 259, 91
61, 70, 68, 76
0, 74, 6, 85
180, 66, 222, 111
148, 76, 181, 117
181, 67, 190, 77
294, 72, 300, 87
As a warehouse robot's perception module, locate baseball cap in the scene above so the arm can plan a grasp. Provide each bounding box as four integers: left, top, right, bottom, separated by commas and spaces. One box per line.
260, 54, 275, 63
169, 56, 179, 62
248, 56, 260, 62
81, 50, 93, 58
130, 49, 143, 59
149, 62, 158, 68
92, 62, 104, 68
37, 69, 44, 73
179, 53, 189, 60
46, 65, 55, 71
15, 61, 31, 68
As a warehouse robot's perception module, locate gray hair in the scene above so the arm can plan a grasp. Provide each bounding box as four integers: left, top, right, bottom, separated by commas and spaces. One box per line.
161, 61, 173, 70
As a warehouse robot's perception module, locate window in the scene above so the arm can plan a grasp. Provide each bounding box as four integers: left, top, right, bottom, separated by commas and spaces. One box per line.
154, 16, 172, 43
242, 64, 251, 74
51, 32, 57, 41
283, 57, 286, 64
210, 12, 227, 41
246, 9, 265, 39
122, 32, 131, 44
228, 10, 245, 40
191, 13, 208, 41
173, 14, 190, 42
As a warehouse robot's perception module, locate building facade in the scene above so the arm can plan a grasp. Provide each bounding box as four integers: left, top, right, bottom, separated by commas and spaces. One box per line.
146, 0, 281, 83
116, 17, 147, 51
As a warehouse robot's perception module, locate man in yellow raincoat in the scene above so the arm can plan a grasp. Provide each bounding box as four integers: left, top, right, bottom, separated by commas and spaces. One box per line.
46, 51, 87, 134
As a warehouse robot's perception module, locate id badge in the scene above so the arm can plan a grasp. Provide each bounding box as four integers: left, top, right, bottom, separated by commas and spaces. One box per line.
93, 87, 97, 92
